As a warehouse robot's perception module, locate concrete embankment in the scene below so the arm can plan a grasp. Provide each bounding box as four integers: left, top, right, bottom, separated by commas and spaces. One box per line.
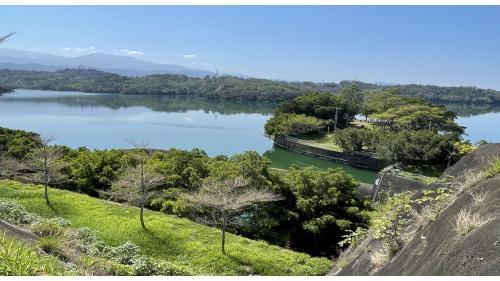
273, 136, 386, 170
331, 143, 500, 276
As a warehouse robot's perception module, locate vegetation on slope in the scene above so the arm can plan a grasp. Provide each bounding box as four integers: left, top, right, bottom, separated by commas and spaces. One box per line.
0, 126, 369, 257
0, 233, 69, 276
0, 69, 316, 101
0, 180, 331, 275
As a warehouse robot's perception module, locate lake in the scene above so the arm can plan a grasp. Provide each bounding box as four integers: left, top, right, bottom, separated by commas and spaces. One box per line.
2, 90, 498, 184
0, 89, 379, 183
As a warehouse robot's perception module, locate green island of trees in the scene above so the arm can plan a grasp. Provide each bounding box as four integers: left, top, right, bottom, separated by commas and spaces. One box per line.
265, 87, 474, 173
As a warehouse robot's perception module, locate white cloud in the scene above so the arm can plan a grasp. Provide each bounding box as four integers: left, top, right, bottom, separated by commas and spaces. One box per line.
201, 62, 212, 66
62, 46, 96, 53
180, 54, 196, 59
119, 49, 144, 56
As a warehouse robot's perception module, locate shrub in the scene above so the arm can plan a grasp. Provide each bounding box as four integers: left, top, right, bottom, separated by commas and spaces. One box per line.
0, 199, 36, 224
486, 157, 500, 178
31, 218, 63, 237
130, 256, 158, 276
112, 241, 141, 265
333, 128, 380, 152
68, 227, 99, 254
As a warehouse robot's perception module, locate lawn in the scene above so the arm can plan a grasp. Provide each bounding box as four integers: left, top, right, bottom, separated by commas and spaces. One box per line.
0, 180, 331, 276
298, 134, 343, 152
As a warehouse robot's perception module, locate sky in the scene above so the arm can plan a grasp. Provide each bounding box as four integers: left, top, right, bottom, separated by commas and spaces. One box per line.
1, 6, 500, 89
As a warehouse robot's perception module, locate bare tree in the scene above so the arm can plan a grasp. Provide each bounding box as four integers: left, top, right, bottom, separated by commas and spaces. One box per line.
185, 177, 282, 254
32, 134, 64, 205
111, 140, 163, 229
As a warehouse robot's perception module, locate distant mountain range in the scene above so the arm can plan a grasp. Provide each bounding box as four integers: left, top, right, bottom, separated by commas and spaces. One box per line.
0, 48, 215, 78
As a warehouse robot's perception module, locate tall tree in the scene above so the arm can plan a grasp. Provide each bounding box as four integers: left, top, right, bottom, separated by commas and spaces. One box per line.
339, 83, 363, 123
111, 140, 163, 229
185, 177, 281, 254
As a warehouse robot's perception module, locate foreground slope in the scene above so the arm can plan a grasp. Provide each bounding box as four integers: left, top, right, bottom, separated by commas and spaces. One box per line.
0, 180, 330, 276
333, 144, 500, 276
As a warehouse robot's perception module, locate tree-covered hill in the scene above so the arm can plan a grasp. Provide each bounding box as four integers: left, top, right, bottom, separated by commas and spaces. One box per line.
1, 68, 499, 103
0, 68, 317, 101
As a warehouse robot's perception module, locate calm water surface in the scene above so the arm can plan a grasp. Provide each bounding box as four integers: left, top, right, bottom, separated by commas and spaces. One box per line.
3, 90, 497, 183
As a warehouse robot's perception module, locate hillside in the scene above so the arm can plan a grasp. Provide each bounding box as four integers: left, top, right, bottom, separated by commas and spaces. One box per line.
0, 69, 314, 101
1, 68, 500, 103
0, 180, 331, 276
331, 144, 500, 276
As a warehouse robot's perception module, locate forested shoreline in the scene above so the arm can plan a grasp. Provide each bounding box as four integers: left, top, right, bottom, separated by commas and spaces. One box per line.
1, 68, 499, 103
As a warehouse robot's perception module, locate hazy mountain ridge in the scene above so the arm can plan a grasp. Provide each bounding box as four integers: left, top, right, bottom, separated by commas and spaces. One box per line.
0, 48, 214, 78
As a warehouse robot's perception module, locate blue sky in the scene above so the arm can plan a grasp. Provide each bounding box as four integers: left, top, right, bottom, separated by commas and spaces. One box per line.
1, 6, 500, 89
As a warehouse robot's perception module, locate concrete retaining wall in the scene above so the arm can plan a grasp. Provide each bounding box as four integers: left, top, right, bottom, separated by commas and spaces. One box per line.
274, 135, 387, 170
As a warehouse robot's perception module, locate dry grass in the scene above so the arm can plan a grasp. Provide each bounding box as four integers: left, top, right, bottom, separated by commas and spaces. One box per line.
453, 169, 487, 195
452, 207, 494, 235
369, 244, 391, 270
411, 206, 437, 230
469, 189, 488, 205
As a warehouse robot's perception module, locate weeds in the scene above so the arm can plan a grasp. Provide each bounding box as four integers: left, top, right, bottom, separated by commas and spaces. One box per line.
469, 189, 488, 205
452, 207, 494, 235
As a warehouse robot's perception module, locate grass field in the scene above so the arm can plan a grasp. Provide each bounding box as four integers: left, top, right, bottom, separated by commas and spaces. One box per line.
298, 134, 343, 152
0, 180, 331, 276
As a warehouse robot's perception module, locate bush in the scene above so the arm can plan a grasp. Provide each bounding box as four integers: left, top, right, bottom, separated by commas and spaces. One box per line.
112, 241, 141, 265
0, 199, 36, 224
486, 158, 500, 178
31, 218, 64, 237
68, 227, 99, 254
333, 128, 378, 151
130, 256, 158, 276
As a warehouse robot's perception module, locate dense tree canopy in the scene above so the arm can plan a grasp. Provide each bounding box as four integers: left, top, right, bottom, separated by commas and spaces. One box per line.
264, 113, 325, 137
1, 69, 498, 103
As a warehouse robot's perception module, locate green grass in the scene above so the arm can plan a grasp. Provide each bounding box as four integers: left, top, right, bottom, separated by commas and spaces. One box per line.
0, 233, 69, 276
486, 157, 500, 178
350, 120, 375, 130
298, 134, 343, 152
0, 180, 331, 276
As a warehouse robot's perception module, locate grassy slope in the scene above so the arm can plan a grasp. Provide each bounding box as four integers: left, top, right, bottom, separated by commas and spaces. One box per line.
0, 180, 331, 276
